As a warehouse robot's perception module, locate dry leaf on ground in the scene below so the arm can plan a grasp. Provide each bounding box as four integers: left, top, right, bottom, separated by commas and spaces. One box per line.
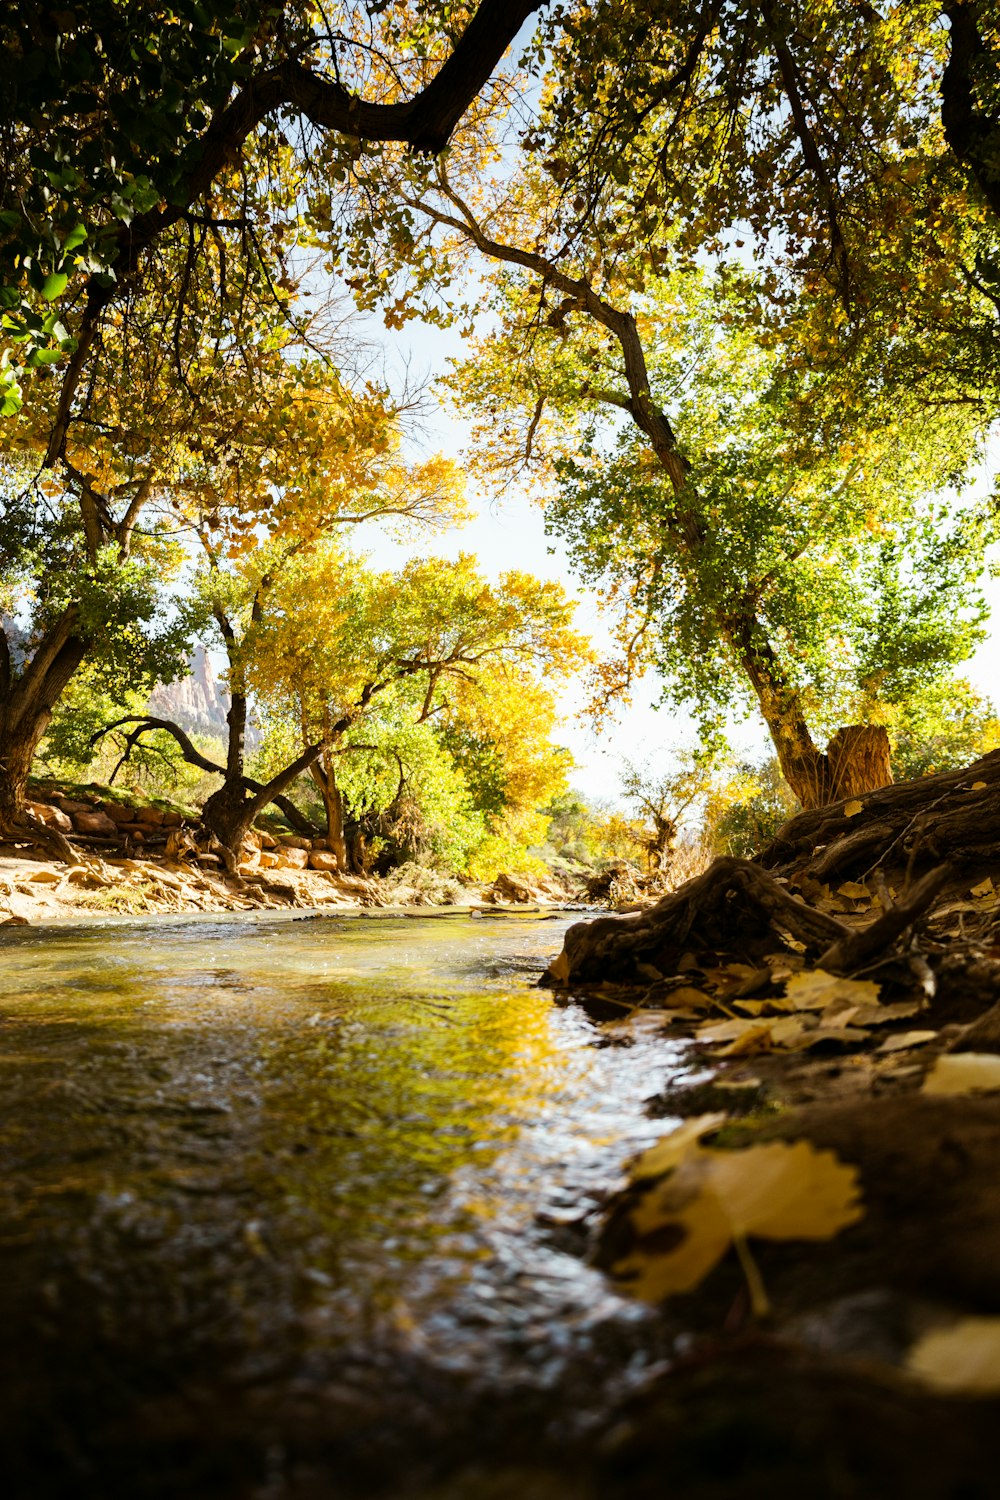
784, 970, 882, 1011
923, 1053, 1000, 1095
907, 1318, 1000, 1395
628, 1114, 728, 1182
616, 1139, 863, 1301
877, 1030, 938, 1054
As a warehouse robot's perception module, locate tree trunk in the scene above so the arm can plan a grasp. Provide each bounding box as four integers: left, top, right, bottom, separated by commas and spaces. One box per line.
310, 758, 349, 871
0, 614, 88, 860
198, 688, 253, 871
727, 615, 892, 809
826, 724, 893, 801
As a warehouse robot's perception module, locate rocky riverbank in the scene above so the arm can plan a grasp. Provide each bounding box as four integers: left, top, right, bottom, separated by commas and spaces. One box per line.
1, 782, 584, 923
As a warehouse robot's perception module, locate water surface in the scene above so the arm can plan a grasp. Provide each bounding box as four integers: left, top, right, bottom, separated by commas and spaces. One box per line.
0, 910, 688, 1498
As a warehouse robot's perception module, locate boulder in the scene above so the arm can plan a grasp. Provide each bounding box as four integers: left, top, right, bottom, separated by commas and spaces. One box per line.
99, 802, 135, 825
26, 801, 73, 833
308, 849, 340, 872
255, 828, 278, 850
72, 809, 118, 839
258, 850, 280, 868
277, 834, 312, 851
275, 847, 309, 869
134, 805, 165, 826
57, 798, 94, 816
160, 810, 184, 828
487, 872, 541, 904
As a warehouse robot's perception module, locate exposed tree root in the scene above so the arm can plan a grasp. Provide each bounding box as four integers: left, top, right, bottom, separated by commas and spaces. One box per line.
758, 747, 1000, 882
0, 810, 83, 867
546, 749, 1000, 990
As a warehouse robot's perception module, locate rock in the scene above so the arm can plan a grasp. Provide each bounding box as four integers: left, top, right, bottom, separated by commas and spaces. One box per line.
160, 810, 183, 828
487, 872, 542, 904
71, 809, 118, 838
117, 824, 146, 841
134, 805, 165, 826
308, 850, 340, 872
277, 835, 312, 852
26, 801, 73, 832
57, 798, 94, 815
99, 802, 135, 824
0, 914, 29, 926
258, 850, 280, 869
255, 829, 277, 850
275, 848, 309, 869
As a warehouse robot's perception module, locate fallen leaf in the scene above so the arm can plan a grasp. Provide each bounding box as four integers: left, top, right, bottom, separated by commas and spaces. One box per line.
665, 985, 715, 1009
696, 1017, 768, 1043
629, 1115, 729, 1182
617, 1140, 863, 1301
970, 877, 995, 900
971, 782, 988, 792
837, 880, 871, 901
843, 800, 864, 818
877, 1030, 938, 1053
785, 970, 882, 1011
851, 1000, 924, 1027
907, 1317, 1000, 1395
715, 1023, 776, 1056
923, 1053, 1000, 1095
788, 1026, 869, 1051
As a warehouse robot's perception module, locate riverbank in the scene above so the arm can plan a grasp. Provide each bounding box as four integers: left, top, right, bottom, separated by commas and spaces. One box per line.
0, 848, 583, 924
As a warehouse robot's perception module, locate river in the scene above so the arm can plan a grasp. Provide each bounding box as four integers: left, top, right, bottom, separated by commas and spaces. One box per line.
0, 909, 692, 1499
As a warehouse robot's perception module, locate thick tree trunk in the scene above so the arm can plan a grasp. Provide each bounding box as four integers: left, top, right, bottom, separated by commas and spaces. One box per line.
310, 759, 349, 871
0, 614, 88, 860
728, 615, 892, 809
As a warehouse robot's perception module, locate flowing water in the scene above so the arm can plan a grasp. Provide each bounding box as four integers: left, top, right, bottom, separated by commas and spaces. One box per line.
0, 909, 693, 1499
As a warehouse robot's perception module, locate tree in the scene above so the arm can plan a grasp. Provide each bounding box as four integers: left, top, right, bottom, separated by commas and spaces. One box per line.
442, 252, 991, 806
0, 1, 539, 441
325, 3, 1000, 806
247, 545, 589, 870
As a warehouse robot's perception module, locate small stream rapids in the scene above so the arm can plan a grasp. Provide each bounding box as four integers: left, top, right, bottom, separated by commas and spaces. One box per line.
0, 909, 694, 1499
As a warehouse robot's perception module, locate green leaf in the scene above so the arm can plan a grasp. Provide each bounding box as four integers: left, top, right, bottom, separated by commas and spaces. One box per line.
40, 271, 69, 301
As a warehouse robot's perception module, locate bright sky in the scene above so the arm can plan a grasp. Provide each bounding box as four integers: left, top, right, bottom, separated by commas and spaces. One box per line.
354, 313, 1000, 808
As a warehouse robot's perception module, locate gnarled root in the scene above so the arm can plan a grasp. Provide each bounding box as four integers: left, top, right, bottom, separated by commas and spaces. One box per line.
0, 809, 82, 867
545, 858, 850, 987
760, 748, 1000, 883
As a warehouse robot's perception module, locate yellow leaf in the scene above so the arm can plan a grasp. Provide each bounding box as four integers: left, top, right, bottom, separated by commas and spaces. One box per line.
907, 1318, 1000, 1395
877, 1030, 938, 1053
971, 782, 988, 791
970, 877, 995, 899
837, 880, 871, 900
696, 1017, 770, 1043
616, 1141, 863, 1301
843, 800, 864, 818
629, 1114, 728, 1182
923, 1053, 1000, 1096
715, 1023, 775, 1056
784, 970, 881, 1011
665, 985, 714, 1009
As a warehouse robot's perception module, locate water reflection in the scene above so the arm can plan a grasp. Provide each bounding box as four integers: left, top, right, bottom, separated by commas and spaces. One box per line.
0, 912, 688, 1496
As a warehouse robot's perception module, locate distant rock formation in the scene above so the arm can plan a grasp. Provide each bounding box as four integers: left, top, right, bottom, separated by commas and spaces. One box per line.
148, 645, 234, 743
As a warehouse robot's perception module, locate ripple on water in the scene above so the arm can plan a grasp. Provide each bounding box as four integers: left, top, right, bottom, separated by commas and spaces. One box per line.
0, 911, 694, 1493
